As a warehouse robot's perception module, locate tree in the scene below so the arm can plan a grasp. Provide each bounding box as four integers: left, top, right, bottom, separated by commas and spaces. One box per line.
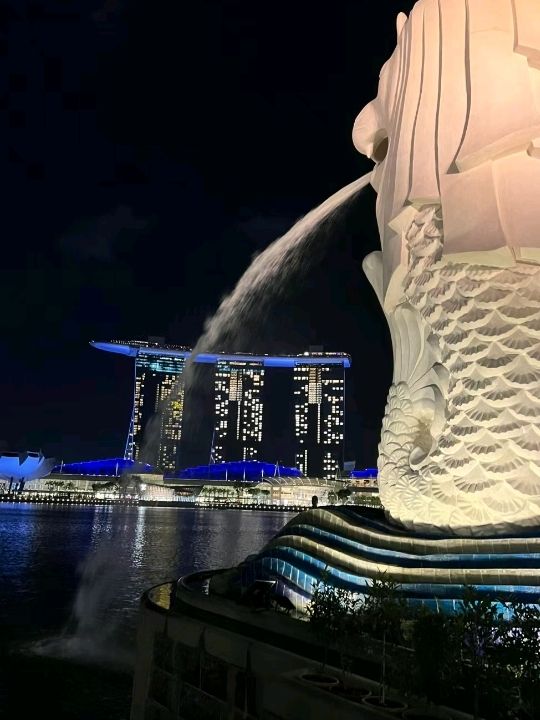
358, 575, 406, 705
307, 570, 354, 674
360, 575, 405, 643
337, 487, 352, 504
457, 586, 507, 720
232, 480, 245, 504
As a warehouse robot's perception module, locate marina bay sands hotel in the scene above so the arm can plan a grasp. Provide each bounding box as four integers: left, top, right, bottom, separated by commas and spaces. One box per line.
91, 339, 350, 479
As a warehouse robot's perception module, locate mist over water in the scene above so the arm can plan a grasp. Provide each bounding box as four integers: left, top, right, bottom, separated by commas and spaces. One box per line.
2, 505, 294, 719
30, 531, 133, 668
141, 173, 372, 462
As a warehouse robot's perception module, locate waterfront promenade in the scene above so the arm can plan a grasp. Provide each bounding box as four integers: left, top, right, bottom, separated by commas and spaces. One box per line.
0, 488, 380, 511
0, 491, 312, 512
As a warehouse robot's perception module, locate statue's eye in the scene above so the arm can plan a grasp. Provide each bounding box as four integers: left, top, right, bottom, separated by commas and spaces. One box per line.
372, 134, 389, 162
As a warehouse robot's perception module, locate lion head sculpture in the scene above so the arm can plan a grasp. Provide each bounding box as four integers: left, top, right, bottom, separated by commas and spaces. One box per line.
354, 0, 540, 304
353, 0, 540, 536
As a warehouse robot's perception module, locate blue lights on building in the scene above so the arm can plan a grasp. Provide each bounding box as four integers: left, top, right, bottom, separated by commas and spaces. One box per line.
90, 341, 351, 368
0, 451, 56, 491
195, 353, 352, 368
171, 460, 302, 482
350, 468, 378, 479
91, 340, 352, 476
90, 341, 191, 360
53, 457, 155, 476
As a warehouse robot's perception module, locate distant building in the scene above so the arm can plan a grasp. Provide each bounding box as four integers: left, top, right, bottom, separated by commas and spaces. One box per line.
213, 359, 265, 462
293, 361, 346, 478
131, 350, 186, 472
0, 451, 56, 492
168, 460, 344, 508
199, 351, 350, 475
91, 340, 351, 477
91, 339, 191, 471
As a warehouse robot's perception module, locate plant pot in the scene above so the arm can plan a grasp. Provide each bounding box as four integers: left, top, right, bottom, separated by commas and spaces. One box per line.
298, 671, 340, 689
401, 710, 450, 720
362, 695, 408, 714
333, 685, 371, 703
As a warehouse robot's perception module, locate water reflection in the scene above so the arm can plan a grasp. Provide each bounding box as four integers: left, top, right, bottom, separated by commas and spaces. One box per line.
0, 504, 294, 720
0, 504, 293, 650
132, 506, 147, 568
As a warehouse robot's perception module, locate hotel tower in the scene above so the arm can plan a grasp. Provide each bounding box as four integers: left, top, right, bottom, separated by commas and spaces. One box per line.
92, 341, 350, 477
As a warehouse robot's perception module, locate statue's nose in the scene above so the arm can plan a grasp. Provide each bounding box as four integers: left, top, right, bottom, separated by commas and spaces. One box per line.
352, 100, 387, 162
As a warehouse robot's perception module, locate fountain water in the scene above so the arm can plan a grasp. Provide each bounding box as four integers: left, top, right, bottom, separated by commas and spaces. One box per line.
140, 173, 372, 464
191, 173, 372, 355
30, 530, 132, 668
40, 173, 372, 664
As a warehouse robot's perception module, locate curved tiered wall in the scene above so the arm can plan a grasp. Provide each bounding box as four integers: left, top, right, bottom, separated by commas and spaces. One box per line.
239, 507, 540, 611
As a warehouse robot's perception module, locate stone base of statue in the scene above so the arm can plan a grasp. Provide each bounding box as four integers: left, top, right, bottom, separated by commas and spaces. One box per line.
233, 507, 540, 611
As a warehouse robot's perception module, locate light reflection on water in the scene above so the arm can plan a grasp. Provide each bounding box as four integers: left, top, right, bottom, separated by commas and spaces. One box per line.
1, 504, 293, 646
0, 503, 294, 719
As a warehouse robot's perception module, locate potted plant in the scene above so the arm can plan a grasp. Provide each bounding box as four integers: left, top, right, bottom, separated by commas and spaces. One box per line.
358, 575, 408, 713
333, 594, 372, 702
304, 570, 348, 688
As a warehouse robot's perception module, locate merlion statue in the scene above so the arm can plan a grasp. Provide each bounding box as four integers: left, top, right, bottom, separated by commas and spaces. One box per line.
354, 0, 540, 536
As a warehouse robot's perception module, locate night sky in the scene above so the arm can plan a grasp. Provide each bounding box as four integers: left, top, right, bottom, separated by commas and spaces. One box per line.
1, 0, 408, 467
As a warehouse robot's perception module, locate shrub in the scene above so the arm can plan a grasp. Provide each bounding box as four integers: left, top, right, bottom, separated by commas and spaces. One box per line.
411, 608, 461, 704
307, 570, 355, 672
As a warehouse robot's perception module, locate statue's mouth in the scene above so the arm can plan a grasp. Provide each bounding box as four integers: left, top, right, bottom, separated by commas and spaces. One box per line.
372, 135, 389, 163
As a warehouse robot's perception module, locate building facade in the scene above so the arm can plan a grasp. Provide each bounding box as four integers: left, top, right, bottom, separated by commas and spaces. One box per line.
131, 350, 187, 471
293, 363, 346, 478
92, 341, 350, 477
213, 359, 265, 462
91, 340, 191, 472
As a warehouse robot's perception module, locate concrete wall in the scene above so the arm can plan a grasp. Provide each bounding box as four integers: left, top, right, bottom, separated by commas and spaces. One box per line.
130, 580, 472, 720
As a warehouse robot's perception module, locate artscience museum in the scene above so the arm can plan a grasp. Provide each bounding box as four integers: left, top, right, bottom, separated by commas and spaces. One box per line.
0, 451, 55, 492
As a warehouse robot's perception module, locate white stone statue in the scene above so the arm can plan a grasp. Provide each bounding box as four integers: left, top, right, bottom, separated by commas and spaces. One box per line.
354, 0, 540, 536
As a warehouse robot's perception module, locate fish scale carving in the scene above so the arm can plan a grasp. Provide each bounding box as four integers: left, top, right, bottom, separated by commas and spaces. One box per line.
378, 206, 540, 536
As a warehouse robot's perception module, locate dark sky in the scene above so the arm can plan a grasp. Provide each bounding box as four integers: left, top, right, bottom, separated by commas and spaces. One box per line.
1, 0, 408, 466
